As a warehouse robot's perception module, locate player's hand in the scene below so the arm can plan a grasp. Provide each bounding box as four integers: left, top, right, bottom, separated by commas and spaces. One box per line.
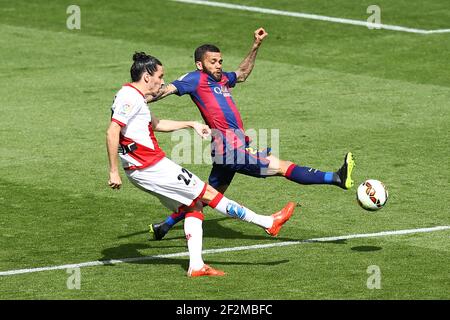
108, 172, 122, 189
145, 94, 155, 103
254, 27, 268, 45
193, 122, 211, 139
145, 91, 160, 104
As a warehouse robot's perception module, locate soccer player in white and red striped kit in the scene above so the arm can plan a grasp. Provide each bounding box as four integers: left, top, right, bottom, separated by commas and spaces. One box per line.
106, 52, 295, 277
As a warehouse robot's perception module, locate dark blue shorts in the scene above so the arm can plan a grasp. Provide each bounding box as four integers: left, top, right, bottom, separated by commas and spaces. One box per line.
208, 147, 271, 188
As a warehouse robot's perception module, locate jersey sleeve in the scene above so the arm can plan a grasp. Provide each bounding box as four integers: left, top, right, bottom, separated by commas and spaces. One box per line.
223, 71, 237, 88
111, 94, 141, 127
171, 72, 200, 96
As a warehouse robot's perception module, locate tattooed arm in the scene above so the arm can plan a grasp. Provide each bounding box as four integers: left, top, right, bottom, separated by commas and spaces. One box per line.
146, 83, 178, 103
235, 27, 268, 83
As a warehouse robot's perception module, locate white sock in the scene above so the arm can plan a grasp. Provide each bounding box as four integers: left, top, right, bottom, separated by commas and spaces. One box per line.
212, 195, 273, 229
184, 216, 204, 272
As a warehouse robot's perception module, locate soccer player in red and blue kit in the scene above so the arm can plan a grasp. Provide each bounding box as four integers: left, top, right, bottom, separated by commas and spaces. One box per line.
148, 28, 355, 240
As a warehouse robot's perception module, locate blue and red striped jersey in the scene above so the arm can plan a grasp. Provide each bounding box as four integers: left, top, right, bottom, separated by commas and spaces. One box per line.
172, 71, 248, 154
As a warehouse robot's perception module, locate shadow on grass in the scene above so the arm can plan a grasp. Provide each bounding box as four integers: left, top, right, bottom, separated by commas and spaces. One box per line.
303, 239, 347, 245
118, 217, 297, 242
99, 242, 290, 272
351, 246, 383, 252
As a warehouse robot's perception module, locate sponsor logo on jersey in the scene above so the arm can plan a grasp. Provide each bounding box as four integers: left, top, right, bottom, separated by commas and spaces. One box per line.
213, 85, 231, 97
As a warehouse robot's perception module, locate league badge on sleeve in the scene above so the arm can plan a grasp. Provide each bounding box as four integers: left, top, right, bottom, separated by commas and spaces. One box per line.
118, 103, 133, 116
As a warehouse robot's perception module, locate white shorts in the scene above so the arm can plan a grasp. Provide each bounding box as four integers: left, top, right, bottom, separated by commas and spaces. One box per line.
125, 157, 206, 212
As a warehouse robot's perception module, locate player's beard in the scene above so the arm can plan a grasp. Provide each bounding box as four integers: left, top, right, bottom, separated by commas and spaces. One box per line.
204, 69, 222, 82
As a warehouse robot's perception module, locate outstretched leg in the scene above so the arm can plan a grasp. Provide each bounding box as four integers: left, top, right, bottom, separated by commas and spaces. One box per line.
153, 182, 295, 241
200, 184, 295, 237
266, 152, 355, 189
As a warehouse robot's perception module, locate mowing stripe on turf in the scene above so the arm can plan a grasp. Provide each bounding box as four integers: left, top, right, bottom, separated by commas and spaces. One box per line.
1, 226, 449, 276
171, 0, 450, 35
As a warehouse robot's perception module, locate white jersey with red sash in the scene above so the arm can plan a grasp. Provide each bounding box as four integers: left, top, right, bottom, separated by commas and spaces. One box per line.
111, 83, 165, 170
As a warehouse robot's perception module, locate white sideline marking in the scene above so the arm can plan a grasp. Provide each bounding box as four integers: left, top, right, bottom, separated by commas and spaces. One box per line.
1, 226, 449, 276
171, 0, 450, 35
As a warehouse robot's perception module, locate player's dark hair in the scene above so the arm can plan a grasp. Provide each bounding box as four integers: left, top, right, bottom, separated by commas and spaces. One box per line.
130, 52, 162, 82
194, 44, 221, 62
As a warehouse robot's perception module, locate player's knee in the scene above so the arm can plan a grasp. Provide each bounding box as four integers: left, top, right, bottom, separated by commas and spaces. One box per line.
202, 184, 219, 202
279, 160, 294, 176
267, 155, 293, 176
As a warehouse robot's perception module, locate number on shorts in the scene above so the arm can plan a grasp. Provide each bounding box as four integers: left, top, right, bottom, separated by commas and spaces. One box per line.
177, 168, 193, 185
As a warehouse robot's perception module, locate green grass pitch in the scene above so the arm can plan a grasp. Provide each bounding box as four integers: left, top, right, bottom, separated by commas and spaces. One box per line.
0, 0, 449, 299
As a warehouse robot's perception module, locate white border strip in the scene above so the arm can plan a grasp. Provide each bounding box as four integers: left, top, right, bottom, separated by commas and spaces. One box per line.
1, 226, 449, 276
171, 0, 450, 34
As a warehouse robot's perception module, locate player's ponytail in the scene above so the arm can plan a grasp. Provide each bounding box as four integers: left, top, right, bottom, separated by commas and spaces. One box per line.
132, 52, 148, 62
130, 51, 162, 81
